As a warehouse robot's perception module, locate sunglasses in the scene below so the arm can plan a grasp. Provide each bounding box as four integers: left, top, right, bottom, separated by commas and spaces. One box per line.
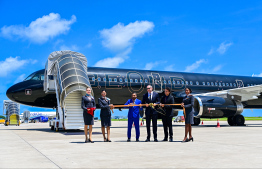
147, 88, 151, 89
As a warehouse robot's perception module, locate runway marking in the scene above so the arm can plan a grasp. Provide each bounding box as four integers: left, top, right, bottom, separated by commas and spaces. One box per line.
11, 131, 61, 169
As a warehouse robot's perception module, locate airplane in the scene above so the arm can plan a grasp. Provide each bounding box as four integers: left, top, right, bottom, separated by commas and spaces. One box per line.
6, 51, 262, 128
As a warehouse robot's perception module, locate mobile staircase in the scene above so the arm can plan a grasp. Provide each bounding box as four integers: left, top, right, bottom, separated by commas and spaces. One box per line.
44, 51, 93, 131
3, 100, 20, 126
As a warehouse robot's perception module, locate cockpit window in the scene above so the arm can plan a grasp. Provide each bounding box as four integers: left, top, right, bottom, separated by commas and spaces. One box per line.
24, 73, 44, 81
24, 73, 35, 81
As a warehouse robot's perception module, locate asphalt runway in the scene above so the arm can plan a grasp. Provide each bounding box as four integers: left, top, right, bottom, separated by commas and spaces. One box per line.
1, 120, 262, 168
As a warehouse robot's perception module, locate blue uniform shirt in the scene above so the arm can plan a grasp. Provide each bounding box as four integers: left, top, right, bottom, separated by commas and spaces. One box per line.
124, 99, 143, 119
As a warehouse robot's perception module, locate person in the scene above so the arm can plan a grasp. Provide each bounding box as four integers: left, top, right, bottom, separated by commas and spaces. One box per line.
160, 87, 174, 142
181, 87, 194, 142
124, 93, 143, 142
142, 85, 160, 142
98, 90, 113, 142
81, 87, 96, 143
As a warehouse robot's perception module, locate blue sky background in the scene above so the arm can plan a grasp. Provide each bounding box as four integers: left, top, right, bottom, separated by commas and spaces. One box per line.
0, 0, 262, 117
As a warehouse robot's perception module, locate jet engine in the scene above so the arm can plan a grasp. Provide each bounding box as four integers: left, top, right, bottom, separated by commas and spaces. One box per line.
193, 96, 244, 118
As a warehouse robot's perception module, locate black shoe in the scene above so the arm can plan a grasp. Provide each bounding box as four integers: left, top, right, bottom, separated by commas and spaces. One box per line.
169, 138, 173, 142
85, 139, 88, 143
162, 138, 168, 141
145, 139, 150, 142
106, 138, 111, 142
88, 139, 94, 143
154, 139, 158, 142
188, 137, 194, 142
127, 139, 131, 142
136, 139, 139, 142
181, 138, 189, 143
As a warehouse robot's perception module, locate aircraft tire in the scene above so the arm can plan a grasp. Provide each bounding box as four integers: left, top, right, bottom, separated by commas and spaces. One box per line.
51, 126, 54, 130
193, 117, 200, 125
227, 116, 235, 126
234, 115, 245, 126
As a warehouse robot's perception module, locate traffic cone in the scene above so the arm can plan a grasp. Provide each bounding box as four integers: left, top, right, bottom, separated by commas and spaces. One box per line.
140, 120, 143, 126
201, 120, 203, 125
216, 119, 221, 128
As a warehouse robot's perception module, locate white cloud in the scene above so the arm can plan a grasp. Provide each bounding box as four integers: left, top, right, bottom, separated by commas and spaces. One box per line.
100, 20, 154, 51
207, 48, 214, 55
217, 42, 233, 54
185, 59, 207, 72
144, 61, 167, 70
212, 64, 223, 72
0, 57, 28, 77
85, 43, 92, 48
14, 74, 26, 84
164, 64, 175, 71
94, 48, 131, 68
1, 13, 76, 43
252, 73, 262, 77
60, 44, 79, 51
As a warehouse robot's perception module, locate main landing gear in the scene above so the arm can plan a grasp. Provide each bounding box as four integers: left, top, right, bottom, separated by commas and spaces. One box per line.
193, 117, 201, 126
227, 115, 245, 126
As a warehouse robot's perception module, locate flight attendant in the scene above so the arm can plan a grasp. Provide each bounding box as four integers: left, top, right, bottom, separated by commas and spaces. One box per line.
181, 87, 194, 142
124, 93, 143, 142
81, 87, 96, 143
98, 90, 113, 142
160, 87, 174, 142
142, 85, 160, 142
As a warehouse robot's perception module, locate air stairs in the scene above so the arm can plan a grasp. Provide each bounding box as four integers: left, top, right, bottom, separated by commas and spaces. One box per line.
44, 51, 93, 131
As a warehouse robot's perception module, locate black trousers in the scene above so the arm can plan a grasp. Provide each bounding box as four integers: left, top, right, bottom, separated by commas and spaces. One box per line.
162, 116, 173, 139
146, 114, 158, 140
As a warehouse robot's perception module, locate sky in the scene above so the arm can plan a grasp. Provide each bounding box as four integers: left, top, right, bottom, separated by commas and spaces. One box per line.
0, 0, 262, 117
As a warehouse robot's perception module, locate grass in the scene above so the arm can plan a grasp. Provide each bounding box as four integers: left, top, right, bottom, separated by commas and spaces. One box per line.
110, 117, 262, 121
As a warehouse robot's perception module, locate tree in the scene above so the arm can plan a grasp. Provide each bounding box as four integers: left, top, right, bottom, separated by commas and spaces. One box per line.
0, 115, 6, 119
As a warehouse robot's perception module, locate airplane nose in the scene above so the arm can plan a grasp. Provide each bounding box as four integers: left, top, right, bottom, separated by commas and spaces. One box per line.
6, 83, 23, 101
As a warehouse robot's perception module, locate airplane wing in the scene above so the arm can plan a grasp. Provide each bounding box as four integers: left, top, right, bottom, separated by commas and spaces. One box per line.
194, 84, 262, 102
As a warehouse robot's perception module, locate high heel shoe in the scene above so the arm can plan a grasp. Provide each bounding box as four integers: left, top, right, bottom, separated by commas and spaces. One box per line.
88, 139, 94, 143
188, 137, 194, 142
181, 138, 189, 143
106, 138, 111, 142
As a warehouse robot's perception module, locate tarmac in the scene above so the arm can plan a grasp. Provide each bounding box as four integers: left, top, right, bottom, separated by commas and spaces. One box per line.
1, 120, 262, 168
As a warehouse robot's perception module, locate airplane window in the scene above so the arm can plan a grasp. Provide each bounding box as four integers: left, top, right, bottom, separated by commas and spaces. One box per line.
173, 81, 176, 84
185, 81, 188, 85
103, 78, 106, 82
211, 82, 214, 86
219, 82, 221, 86
41, 75, 45, 80
135, 79, 138, 83
164, 80, 166, 84
233, 83, 236, 87
181, 81, 184, 85
119, 78, 123, 82
226, 83, 229, 86
24, 73, 35, 81
130, 79, 133, 83
145, 79, 148, 83
190, 81, 193, 85
168, 80, 171, 84
140, 79, 143, 83
125, 78, 128, 82
92, 77, 95, 81
202, 82, 205, 85
109, 78, 112, 82
230, 83, 232, 87
215, 82, 218, 86
196, 81, 199, 85
207, 82, 210, 86
114, 78, 117, 82
98, 77, 101, 81
222, 83, 225, 86
177, 81, 180, 84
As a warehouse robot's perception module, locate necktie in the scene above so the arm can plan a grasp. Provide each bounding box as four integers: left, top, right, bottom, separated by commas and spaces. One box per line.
148, 93, 151, 100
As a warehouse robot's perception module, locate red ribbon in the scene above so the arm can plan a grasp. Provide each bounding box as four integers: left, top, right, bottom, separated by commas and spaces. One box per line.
87, 107, 96, 116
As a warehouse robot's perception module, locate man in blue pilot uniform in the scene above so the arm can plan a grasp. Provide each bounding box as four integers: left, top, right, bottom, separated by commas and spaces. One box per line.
124, 93, 143, 142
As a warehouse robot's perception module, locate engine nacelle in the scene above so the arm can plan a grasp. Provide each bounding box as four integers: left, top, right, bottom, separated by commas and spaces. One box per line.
193, 96, 243, 118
